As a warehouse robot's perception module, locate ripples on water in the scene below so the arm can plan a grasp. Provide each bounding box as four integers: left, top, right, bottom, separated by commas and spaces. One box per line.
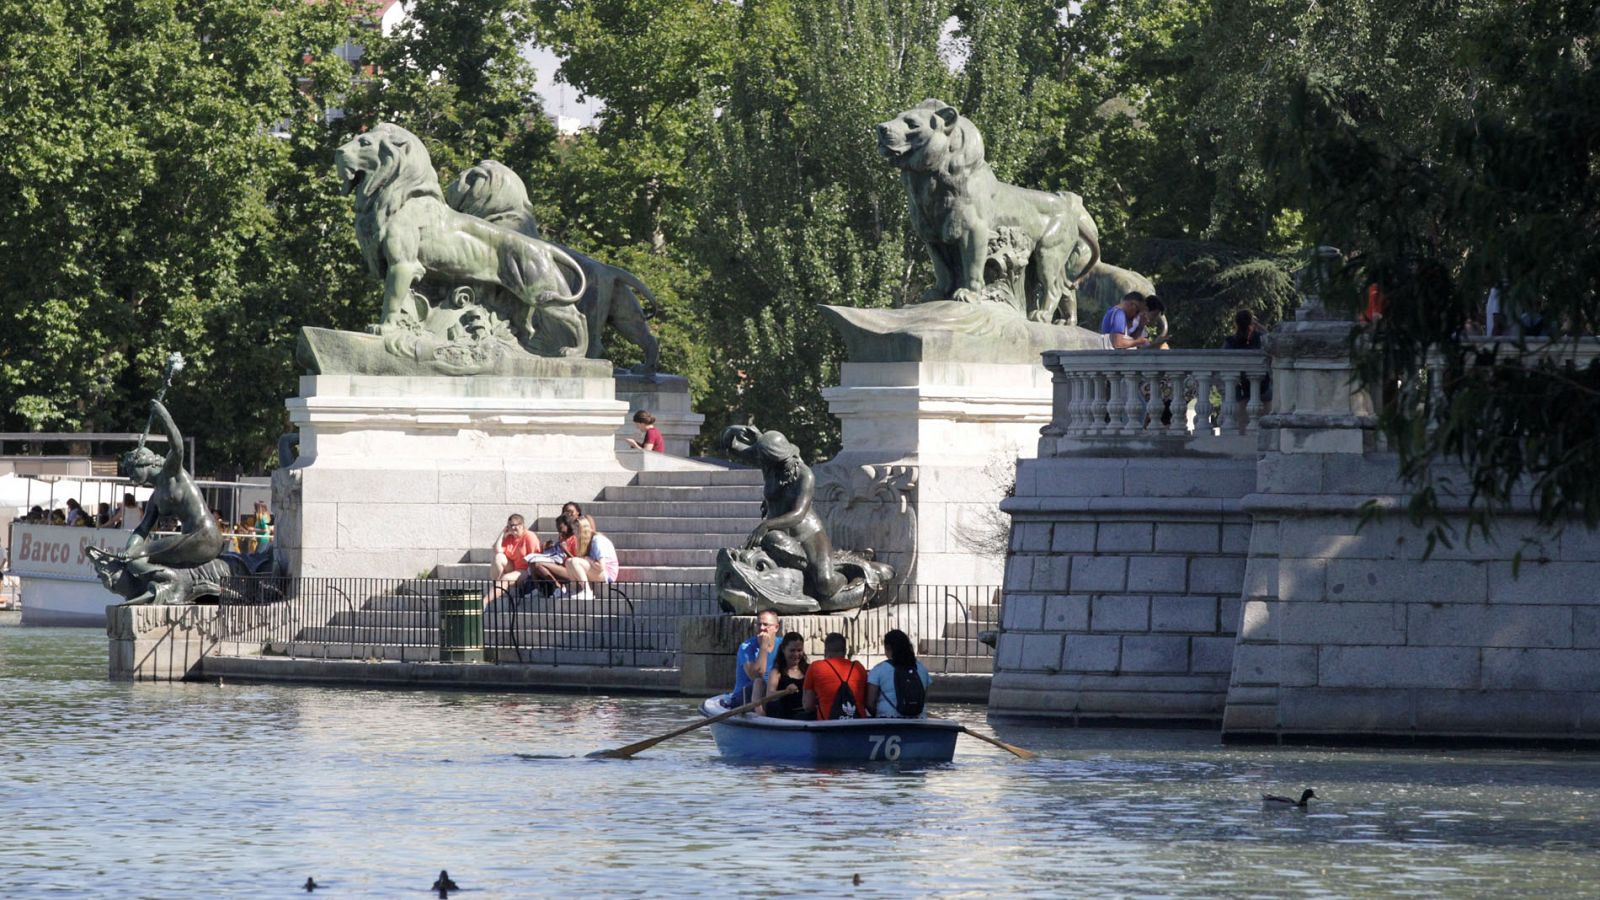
2, 628, 1598, 898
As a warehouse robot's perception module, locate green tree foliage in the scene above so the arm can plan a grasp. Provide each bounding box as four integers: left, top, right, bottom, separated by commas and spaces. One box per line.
1265, 0, 1600, 540
691, 0, 957, 457
349, 0, 557, 182
0, 0, 364, 470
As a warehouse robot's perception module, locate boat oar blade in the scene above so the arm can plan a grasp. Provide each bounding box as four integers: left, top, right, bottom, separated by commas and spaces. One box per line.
586, 686, 798, 760
960, 726, 1037, 760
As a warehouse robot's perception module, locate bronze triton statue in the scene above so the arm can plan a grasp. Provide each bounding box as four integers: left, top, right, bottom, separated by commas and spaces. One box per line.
86, 399, 232, 605
714, 425, 893, 615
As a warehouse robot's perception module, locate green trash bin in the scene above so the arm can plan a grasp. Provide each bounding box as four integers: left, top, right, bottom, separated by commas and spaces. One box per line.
439, 590, 485, 663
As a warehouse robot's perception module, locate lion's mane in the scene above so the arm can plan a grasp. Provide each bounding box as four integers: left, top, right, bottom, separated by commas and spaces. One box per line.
349, 123, 445, 279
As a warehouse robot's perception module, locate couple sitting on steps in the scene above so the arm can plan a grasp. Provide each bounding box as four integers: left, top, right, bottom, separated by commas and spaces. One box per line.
731, 610, 933, 721
486, 503, 619, 603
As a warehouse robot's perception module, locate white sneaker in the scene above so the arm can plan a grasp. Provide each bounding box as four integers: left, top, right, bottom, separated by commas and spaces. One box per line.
575, 586, 596, 602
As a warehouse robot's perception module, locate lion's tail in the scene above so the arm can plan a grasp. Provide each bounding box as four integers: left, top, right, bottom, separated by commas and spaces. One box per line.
538, 245, 588, 305
614, 269, 662, 319
1072, 214, 1101, 288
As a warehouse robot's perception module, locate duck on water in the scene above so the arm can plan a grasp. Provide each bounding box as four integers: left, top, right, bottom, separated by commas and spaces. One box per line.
1262, 789, 1317, 808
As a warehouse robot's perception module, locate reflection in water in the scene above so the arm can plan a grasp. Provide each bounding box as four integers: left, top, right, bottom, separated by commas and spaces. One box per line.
2, 628, 1598, 897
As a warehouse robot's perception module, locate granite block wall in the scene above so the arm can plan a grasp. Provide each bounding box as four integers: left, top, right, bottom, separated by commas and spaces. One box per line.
1222, 453, 1600, 742
991, 456, 1256, 722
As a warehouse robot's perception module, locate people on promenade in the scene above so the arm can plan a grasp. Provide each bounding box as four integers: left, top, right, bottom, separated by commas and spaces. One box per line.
486, 514, 538, 601
626, 410, 665, 452
556, 515, 618, 600
731, 610, 781, 706
763, 631, 810, 719
109, 493, 141, 531
866, 629, 931, 719
1100, 292, 1151, 349
1222, 309, 1261, 350
802, 632, 868, 720
252, 501, 274, 554
1138, 296, 1170, 349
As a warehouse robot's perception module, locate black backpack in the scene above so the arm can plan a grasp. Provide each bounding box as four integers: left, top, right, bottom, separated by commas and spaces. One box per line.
826, 660, 860, 720
890, 663, 926, 717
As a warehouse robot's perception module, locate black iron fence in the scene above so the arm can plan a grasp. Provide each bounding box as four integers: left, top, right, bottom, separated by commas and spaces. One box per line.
216, 577, 1000, 672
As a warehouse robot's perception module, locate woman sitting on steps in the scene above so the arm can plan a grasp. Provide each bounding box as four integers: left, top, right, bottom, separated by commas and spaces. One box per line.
557, 516, 619, 600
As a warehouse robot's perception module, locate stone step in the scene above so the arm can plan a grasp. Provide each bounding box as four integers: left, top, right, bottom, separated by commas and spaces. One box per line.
293, 624, 679, 650
277, 644, 677, 667
923, 656, 994, 675
358, 590, 716, 612
540, 516, 761, 534
445, 549, 721, 575
557, 499, 765, 518
600, 485, 756, 502
918, 637, 995, 659
326, 609, 703, 630
633, 469, 763, 487
617, 565, 715, 584
607, 532, 749, 550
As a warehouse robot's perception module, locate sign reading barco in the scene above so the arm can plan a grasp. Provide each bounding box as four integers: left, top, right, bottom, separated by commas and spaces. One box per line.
7, 524, 128, 580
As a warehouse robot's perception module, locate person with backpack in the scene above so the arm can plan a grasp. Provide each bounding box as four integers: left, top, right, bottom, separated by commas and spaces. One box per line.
801, 632, 868, 721
866, 629, 932, 719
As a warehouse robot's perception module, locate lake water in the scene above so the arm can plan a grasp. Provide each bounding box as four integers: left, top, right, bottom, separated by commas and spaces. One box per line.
3, 627, 1598, 898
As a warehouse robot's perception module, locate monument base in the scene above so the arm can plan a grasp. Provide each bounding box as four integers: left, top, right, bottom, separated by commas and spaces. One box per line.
108, 603, 220, 682
614, 372, 705, 457
276, 370, 637, 579
816, 360, 1060, 586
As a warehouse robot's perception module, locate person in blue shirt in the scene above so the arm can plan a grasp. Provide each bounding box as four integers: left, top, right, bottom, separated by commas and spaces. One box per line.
866, 628, 932, 718
1099, 292, 1151, 349
729, 609, 781, 706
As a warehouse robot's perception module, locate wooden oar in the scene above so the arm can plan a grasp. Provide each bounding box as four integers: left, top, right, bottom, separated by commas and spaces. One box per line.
587, 686, 798, 759
960, 726, 1037, 760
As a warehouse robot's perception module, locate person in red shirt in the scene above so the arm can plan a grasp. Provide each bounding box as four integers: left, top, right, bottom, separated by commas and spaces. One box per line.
802, 633, 869, 720
486, 514, 538, 601
626, 409, 665, 452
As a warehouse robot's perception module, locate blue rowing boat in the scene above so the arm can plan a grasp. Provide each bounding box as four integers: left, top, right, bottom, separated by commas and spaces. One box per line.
698, 695, 962, 763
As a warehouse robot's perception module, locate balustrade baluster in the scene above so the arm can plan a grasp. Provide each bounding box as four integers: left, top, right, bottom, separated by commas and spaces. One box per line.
1169, 373, 1190, 435
1245, 373, 1265, 433
1121, 372, 1142, 434
1075, 368, 1088, 432
1194, 372, 1215, 437
1144, 371, 1164, 433
1220, 374, 1241, 432
1090, 375, 1109, 434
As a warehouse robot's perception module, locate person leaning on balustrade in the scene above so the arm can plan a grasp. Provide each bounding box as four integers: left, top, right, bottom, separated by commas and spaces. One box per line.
1100, 292, 1150, 349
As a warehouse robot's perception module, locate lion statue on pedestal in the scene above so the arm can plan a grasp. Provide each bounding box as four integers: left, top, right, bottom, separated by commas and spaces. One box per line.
334, 123, 588, 357
877, 99, 1102, 325
446, 160, 663, 375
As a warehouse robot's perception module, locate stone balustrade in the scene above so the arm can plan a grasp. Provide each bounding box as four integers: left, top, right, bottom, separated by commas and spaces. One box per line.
1040, 350, 1270, 456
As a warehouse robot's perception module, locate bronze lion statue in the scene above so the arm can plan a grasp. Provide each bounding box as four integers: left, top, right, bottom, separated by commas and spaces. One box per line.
335, 123, 588, 356
446, 160, 662, 375
877, 100, 1101, 325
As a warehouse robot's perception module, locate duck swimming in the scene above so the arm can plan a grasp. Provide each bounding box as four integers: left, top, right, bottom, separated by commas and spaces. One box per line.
433, 870, 459, 892
1262, 788, 1317, 807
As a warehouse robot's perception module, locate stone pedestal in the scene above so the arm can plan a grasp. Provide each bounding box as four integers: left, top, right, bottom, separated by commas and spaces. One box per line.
107, 604, 219, 682
814, 300, 1104, 588
614, 373, 704, 457
818, 361, 1059, 586
275, 362, 636, 579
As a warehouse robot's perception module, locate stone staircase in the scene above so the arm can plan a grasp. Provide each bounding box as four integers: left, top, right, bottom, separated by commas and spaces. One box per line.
276, 588, 712, 667
434, 466, 765, 584
237, 465, 997, 676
